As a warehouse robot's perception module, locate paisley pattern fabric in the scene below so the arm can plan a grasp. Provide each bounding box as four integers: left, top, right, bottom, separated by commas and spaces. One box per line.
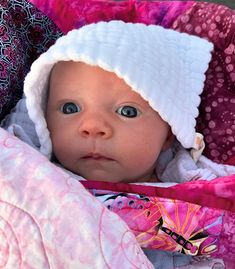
0, 0, 62, 120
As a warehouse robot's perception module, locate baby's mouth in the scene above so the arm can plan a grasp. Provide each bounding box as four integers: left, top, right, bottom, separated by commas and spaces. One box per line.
82, 153, 114, 161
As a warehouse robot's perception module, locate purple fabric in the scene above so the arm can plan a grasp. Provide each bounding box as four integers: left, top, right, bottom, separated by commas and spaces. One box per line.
0, 0, 62, 120
172, 2, 235, 165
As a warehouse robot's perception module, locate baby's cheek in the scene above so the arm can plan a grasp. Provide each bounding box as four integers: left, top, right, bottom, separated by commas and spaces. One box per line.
123, 146, 156, 169
51, 137, 71, 163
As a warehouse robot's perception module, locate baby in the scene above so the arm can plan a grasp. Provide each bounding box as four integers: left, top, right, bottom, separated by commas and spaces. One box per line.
2, 19, 235, 269
46, 61, 173, 183
4, 20, 235, 184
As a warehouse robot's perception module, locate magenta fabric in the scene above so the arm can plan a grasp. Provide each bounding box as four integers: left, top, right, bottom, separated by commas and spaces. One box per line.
81, 173, 235, 213
81, 172, 235, 260
82, 179, 235, 260
28, 0, 194, 33
218, 211, 235, 261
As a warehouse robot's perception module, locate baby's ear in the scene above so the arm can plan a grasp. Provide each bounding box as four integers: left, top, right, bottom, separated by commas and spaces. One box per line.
162, 130, 175, 152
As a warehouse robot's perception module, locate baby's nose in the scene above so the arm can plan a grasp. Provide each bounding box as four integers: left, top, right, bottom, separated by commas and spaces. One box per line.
78, 117, 112, 139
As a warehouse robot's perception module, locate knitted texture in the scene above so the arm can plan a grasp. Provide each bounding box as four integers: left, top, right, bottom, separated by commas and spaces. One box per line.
24, 20, 213, 158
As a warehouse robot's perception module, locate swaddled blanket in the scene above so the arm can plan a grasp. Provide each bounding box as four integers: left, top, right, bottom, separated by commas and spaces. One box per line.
0, 0, 235, 268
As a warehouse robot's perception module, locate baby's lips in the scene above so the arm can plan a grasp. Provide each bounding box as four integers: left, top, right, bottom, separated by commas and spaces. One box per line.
82, 152, 114, 161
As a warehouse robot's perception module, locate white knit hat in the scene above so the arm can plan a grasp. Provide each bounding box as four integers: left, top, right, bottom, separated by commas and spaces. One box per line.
24, 20, 213, 158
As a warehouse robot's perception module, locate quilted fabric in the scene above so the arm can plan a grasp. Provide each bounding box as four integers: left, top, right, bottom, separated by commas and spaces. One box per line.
0, 0, 62, 121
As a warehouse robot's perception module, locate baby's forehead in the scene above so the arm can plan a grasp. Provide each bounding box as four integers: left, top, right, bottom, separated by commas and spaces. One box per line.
50, 60, 131, 90
50, 60, 75, 74
49, 60, 151, 104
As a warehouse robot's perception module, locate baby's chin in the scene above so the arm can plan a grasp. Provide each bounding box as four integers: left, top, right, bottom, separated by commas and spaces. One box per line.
82, 173, 126, 183
77, 169, 127, 183
80, 171, 154, 184
68, 164, 157, 183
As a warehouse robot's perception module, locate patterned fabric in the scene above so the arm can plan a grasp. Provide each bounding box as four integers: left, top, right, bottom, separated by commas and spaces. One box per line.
83, 180, 235, 261
218, 211, 235, 260
172, 2, 235, 165
0, 2, 234, 267
0, 0, 62, 121
29, 0, 194, 33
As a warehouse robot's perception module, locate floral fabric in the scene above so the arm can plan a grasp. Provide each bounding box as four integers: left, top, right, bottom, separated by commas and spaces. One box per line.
87, 186, 235, 261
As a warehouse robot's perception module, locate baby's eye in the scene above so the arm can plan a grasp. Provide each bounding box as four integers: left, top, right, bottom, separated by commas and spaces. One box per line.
116, 105, 140, 118
61, 102, 81, 114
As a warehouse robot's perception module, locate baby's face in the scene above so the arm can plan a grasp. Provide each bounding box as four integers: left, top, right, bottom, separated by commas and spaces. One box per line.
46, 61, 172, 183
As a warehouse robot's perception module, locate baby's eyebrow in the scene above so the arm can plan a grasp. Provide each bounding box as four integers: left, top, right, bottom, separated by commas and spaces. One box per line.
118, 91, 150, 104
